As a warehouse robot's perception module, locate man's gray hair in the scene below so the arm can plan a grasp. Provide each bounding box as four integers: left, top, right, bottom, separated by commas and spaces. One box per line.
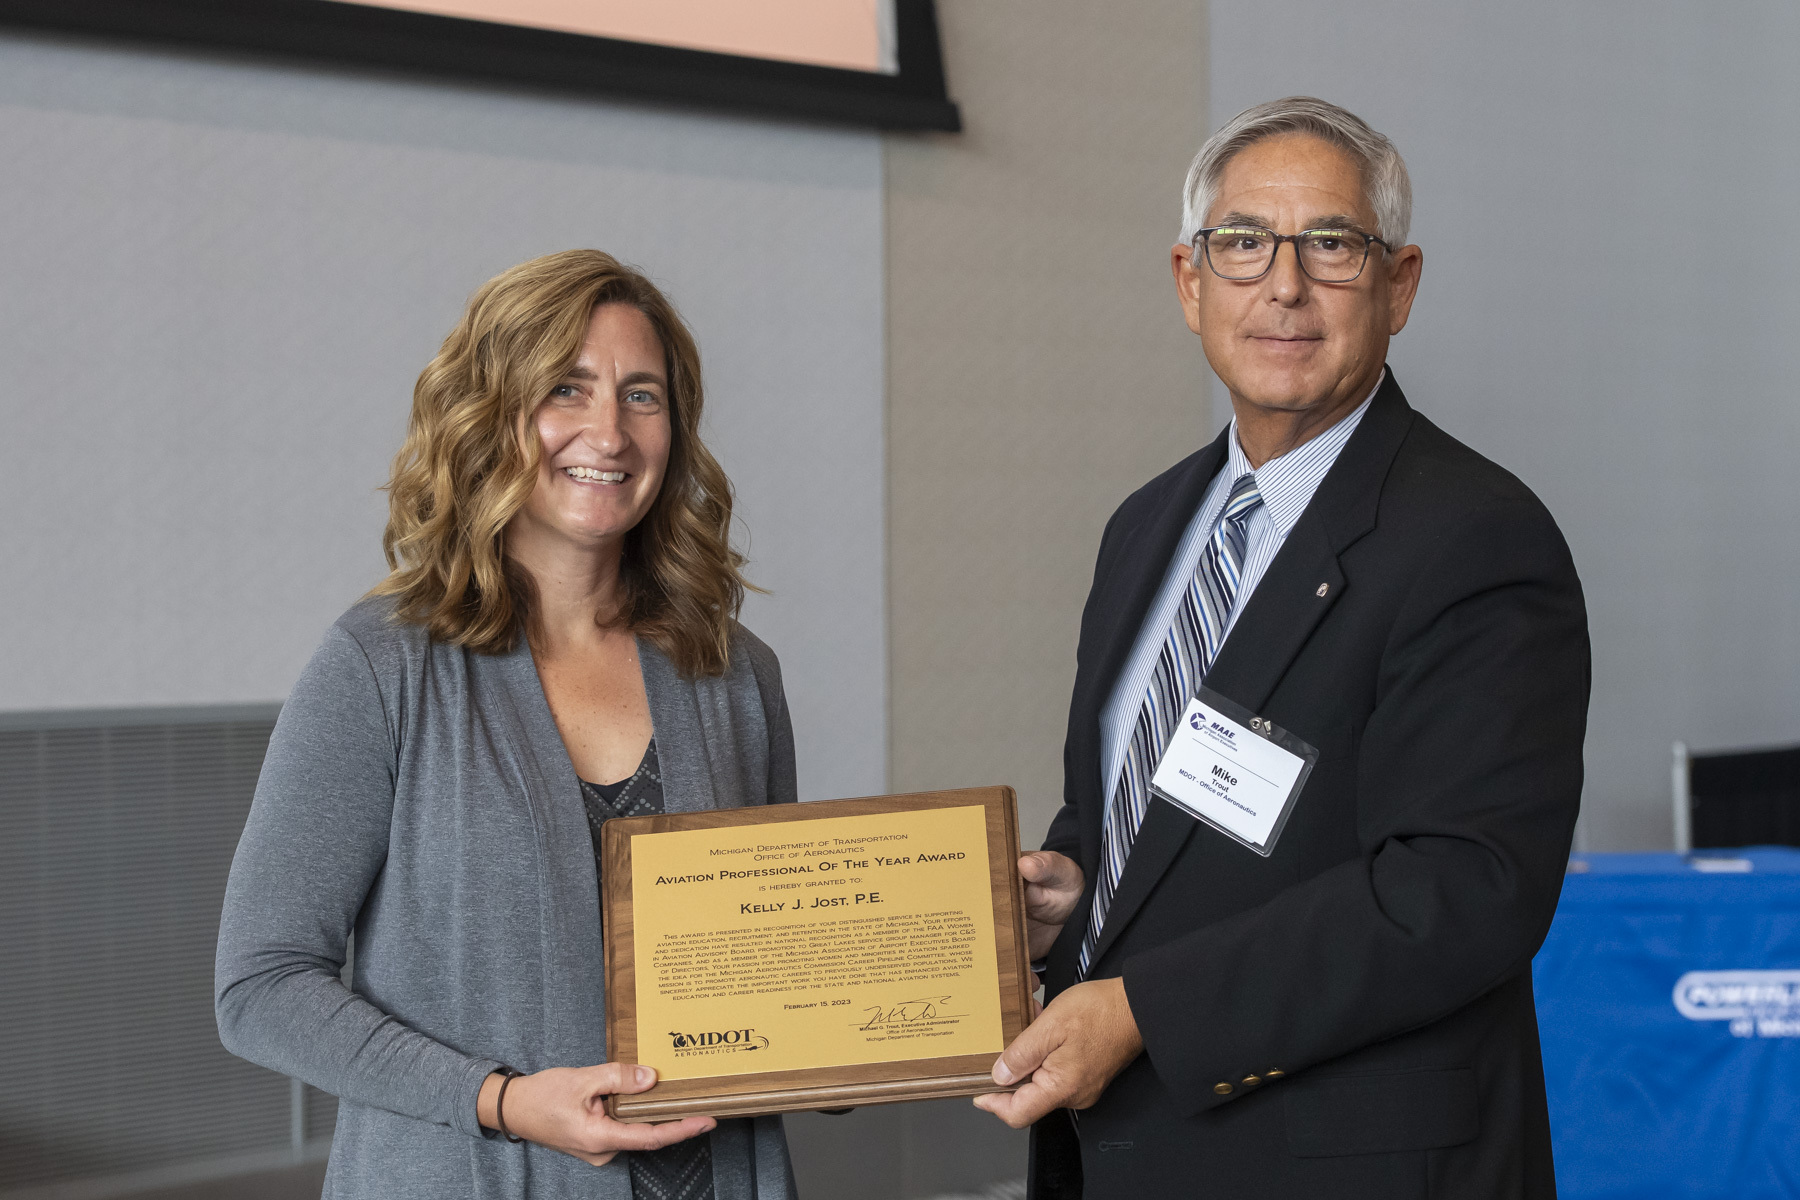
1179, 96, 1412, 249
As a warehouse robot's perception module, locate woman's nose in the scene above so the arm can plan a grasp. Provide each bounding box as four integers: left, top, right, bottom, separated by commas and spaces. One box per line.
582, 397, 629, 453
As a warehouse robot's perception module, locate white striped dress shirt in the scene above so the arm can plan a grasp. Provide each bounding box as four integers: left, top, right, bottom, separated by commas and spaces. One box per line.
1097, 374, 1381, 818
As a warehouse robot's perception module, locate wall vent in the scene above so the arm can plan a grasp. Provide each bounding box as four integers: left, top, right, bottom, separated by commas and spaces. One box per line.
0, 705, 336, 1193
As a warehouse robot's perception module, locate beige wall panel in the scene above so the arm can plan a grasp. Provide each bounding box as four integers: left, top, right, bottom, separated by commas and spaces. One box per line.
886, 1, 1210, 846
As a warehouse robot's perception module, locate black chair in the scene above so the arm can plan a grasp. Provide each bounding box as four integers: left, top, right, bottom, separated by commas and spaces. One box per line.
1672, 741, 1800, 851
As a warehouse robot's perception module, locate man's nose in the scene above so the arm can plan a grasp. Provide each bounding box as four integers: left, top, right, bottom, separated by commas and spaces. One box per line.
1263, 239, 1308, 304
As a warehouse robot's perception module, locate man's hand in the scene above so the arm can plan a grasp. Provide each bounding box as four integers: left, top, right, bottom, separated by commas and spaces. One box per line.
1019, 851, 1083, 960
972, 977, 1143, 1129
478, 1064, 716, 1166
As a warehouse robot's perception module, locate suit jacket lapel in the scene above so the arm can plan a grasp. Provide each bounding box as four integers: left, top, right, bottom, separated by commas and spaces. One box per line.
1088, 798, 1198, 967
1068, 428, 1229, 877
1204, 373, 1414, 712
1095, 432, 1230, 706
1087, 373, 1417, 967
1200, 518, 1346, 715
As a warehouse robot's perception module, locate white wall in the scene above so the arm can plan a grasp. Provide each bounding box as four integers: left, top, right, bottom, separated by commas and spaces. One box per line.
0, 30, 886, 802
1209, 0, 1800, 850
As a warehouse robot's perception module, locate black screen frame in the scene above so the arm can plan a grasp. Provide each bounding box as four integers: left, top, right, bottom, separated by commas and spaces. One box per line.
0, 0, 960, 131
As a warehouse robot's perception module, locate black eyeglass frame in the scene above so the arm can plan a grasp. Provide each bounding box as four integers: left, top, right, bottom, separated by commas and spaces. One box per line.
1192, 226, 1394, 283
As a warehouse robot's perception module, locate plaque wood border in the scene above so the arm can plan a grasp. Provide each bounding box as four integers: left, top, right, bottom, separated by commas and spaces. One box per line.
601, 786, 1030, 1121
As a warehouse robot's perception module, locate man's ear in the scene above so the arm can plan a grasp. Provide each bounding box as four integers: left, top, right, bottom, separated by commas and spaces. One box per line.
1172, 243, 1206, 336
1385, 243, 1424, 336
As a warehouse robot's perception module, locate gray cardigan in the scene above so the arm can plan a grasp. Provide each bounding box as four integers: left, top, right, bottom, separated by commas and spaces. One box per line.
216, 597, 799, 1200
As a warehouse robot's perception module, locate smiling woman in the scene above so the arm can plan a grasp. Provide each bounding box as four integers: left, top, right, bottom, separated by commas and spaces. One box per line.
215, 250, 800, 1200
516, 304, 675, 575
378, 250, 750, 677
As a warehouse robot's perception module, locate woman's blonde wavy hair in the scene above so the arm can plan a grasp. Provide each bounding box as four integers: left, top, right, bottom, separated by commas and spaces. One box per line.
373, 249, 750, 677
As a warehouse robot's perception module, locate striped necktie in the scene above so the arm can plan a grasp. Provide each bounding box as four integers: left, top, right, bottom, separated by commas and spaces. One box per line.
1078, 473, 1264, 978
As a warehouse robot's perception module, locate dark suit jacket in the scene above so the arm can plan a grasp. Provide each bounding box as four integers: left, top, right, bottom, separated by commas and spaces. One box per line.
1030, 372, 1588, 1200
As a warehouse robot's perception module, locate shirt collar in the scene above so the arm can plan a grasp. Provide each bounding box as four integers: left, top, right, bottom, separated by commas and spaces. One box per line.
1224, 368, 1384, 537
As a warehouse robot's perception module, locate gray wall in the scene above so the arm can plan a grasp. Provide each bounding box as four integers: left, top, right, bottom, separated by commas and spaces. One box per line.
0, 29, 887, 804
1210, 0, 1800, 850
886, 0, 1208, 852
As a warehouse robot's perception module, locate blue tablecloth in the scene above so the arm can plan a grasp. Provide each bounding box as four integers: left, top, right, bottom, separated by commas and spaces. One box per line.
1534, 847, 1800, 1198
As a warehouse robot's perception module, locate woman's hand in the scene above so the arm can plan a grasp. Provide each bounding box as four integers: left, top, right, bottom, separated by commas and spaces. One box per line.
478, 1065, 716, 1166
1019, 851, 1084, 961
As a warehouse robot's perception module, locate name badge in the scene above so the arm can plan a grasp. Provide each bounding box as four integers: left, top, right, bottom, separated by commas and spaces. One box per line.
1149, 687, 1317, 857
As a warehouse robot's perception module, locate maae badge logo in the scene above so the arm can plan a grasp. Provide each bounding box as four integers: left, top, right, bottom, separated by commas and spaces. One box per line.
1672, 970, 1800, 1038
667, 1028, 771, 1058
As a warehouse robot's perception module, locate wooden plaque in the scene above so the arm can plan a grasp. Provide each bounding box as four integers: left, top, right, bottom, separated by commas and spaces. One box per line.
601, 786, 1031, 1121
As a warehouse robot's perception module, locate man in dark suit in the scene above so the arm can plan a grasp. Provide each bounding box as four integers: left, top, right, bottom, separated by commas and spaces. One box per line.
973, 97, 1588, 1199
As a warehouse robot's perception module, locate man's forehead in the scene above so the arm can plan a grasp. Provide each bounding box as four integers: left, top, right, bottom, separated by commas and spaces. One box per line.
1214, 210, 1367, 233
1210, 134, 1374, 224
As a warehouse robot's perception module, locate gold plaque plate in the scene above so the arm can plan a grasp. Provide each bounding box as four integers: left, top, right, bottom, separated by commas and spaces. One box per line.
602, 787, 1031, 1121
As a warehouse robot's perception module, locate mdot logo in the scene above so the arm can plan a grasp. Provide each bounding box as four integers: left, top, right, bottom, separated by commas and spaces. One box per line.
668, 1028, 770, 1055
1672, 970, 1800, 1038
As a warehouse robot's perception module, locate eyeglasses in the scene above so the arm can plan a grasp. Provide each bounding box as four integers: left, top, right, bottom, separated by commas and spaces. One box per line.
1193, 226, 1392, 283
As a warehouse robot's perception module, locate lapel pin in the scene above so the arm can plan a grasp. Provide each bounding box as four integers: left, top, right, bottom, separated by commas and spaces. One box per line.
1316, 582, 1330, 598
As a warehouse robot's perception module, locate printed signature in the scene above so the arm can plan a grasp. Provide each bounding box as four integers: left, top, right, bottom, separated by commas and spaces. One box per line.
860, 995, 955, 1029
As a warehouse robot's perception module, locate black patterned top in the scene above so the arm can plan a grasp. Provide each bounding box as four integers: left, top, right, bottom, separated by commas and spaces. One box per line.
579, 740, 715, 1200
